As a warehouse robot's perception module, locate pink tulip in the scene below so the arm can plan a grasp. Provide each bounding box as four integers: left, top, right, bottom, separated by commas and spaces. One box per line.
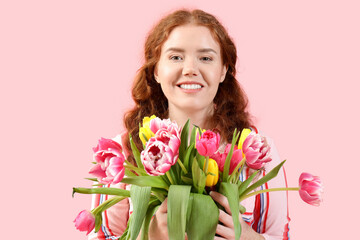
211, 144, 243, 174
196, 130, 220, 157
89, 138, 125, 184
74, 210, 95, 235
141, 136, 180, 176
299, 173, 323, 206
242, 133, 271, 169
149, 117, 180, 138
155, 129, 180, 153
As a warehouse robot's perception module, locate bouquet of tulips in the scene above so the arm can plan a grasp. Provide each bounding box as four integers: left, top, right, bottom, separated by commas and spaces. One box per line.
73, 116, 323, 240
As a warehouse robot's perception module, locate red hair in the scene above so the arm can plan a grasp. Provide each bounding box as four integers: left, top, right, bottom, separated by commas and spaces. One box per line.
123, 9, 252, 164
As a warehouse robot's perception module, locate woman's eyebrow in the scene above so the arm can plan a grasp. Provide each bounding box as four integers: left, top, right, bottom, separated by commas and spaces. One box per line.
165, 47, 217, 54
197, 48, 217, 54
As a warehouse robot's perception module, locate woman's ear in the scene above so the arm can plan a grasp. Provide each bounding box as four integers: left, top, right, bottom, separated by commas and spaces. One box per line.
220, 65, 228, 83
154, 65, 160, 83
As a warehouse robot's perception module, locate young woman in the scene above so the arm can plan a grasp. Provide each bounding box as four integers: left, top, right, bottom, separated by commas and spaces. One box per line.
89, 9, 290, 240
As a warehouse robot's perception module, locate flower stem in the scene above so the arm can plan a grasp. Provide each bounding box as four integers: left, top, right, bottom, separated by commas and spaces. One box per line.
239, 187, 300, 202
230, 157, 246, 183
204, 156, 209, 175
124, 164, 148, 175
166, 171, 175, 185
177, 158, 188, 174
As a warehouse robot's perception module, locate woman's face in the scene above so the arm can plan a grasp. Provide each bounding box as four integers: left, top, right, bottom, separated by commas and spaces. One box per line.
154, 24, 227, 115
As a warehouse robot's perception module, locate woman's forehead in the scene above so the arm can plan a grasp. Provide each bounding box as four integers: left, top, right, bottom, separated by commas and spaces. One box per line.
161, 24, 221, 53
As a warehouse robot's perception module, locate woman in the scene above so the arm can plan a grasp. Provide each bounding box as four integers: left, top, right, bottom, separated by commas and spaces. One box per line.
89, 9, 290, 240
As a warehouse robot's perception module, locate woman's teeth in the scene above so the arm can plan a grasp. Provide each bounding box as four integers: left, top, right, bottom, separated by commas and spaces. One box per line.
179, 84, 202, 89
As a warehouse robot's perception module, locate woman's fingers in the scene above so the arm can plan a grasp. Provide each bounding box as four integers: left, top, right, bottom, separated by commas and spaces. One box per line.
214, 236, 227, 240
157, 198, 168, 214
219, 209, 234, 228
216, 221, 233, 239
210, 191, 232, 214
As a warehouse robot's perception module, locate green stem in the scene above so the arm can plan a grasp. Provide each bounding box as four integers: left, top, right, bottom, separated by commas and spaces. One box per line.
124, 164, 148, 175
239, 187, 300, 202
229, 157, 245, 183
166, 171, 175, 185
177, 158, 188, 174
204, 156, 209, 175
91, 196, 127, 215
152, 191, 166, 202
238, 157, 246, 178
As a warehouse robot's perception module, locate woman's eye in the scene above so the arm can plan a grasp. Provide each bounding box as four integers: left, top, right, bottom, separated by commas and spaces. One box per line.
201, 56, 212, 61
170, 55, 182, 61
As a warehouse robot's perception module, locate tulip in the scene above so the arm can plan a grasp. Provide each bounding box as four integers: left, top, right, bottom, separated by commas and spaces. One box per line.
74, 210, 95, 235
203, 158, 219, 187
242, 133, 271, 169
196, 130, 220, 157
141, 137, 180, 176
89, 138, 126, 184
149, 117, 180, 138
299, 173, 323, 206
139, 115, 156, 145
238, 128, 252, 150
211, 144, 243, 174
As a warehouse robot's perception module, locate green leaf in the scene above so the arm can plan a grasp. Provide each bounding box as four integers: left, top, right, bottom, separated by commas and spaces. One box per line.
179, 119, 190, 161
168, 185, 191, 240
222, 129, 240, 182
240, 160, 286, 198
130, 185, 151, 240
125, 169, 137, 177
94, 212, 102, 233
151, 187, 167, 202
183, 143, 195, 170
238, 170, 259, 197
189, 125, 197, 145
140, 199, 161, 240
186, 193, 219, 240
181, 175, 193, 185
124, 163, 148, 176
72, 187, 130, 197
219, 182, 241, 240
119, 215, 132, 240
239, 204, 246, 214
191, 157, 206, 194
92, 196, 127, 216
130, 134, 144, 169
121, 176, 169, 190
84, 177, 98, 182
229, 158, 245, 183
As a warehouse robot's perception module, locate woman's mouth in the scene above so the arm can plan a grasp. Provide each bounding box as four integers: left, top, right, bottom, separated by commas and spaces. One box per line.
178, 84, 203, 90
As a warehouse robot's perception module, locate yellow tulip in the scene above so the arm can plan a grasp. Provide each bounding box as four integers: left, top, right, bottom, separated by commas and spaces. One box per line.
238, 128, 251, 150
142, 115, 156, 127
203, 158, 219, 187
139, 115, 156, 145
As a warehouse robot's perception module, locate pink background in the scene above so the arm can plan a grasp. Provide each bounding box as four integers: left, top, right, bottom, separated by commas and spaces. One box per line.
1, 0, 359, 239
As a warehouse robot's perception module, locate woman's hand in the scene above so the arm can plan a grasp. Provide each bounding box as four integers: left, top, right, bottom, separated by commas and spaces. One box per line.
210, 191, 265, 240
149, 198, 169, 240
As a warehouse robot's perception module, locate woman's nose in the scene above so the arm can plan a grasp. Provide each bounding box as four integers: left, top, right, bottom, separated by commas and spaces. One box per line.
182, 58, 199, 76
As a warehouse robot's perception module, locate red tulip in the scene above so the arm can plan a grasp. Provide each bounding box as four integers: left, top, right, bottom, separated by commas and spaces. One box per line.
211, 144, 243, 174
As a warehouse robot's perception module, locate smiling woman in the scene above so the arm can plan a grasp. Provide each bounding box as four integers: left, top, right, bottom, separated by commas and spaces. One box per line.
154, 24, 227, 123
88, 9, 290, 240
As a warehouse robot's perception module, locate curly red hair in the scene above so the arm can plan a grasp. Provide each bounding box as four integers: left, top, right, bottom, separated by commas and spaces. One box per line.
123, 9, 253, 164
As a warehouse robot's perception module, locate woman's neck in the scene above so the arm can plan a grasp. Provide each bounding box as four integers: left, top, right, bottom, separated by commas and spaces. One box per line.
168, 104, 214, 130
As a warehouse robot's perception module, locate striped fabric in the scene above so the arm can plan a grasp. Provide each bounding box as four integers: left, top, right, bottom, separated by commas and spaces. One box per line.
88, 131, 290, 240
